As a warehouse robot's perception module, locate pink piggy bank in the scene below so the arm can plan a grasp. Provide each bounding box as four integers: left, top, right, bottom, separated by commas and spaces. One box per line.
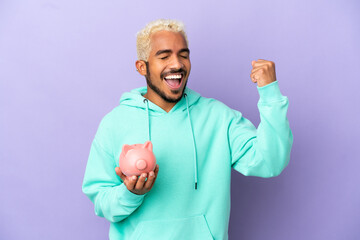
119, 141, 156, 176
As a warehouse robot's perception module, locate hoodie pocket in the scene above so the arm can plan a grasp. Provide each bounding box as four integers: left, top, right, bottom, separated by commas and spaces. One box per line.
131, 215, 214, 240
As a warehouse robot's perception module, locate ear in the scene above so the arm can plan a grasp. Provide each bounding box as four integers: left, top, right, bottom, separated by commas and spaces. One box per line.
122, 144, 132, 153
143, 141, 153, 151
135, 60, 147, 76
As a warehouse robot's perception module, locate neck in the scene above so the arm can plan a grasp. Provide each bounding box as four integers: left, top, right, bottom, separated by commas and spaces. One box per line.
143, 87, 177, 113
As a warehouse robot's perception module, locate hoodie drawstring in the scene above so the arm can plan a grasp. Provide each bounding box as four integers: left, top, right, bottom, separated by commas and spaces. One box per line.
143, 99, 151, 141
184, 93, 198, 190
143, 95, 198, 190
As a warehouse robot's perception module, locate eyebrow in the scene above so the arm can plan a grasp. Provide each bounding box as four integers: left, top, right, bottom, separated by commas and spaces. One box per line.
179, 48, 190, 54
155, 49, 172, 56
155, 48, 190, 56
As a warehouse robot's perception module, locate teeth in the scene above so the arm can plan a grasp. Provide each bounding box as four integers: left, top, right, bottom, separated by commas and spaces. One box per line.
164, 74, 182, 80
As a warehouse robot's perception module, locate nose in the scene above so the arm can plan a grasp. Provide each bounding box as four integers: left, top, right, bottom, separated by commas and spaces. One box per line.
169, 56, 184, 70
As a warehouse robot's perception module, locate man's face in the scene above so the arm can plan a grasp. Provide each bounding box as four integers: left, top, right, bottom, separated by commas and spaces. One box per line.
145, 30, 191, 103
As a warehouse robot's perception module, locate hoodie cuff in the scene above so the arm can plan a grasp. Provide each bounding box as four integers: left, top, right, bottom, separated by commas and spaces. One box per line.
257, 81, 284, 102
116, 183, 146, 204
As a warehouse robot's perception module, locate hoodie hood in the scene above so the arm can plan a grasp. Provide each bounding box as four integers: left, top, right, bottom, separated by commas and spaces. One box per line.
119, 87, 201, 114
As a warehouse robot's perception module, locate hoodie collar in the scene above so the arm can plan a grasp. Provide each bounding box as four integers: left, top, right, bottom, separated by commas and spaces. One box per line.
119, 87, 201, 114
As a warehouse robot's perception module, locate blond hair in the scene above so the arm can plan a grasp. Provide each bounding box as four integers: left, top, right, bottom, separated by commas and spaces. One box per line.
136, 19, 189, 61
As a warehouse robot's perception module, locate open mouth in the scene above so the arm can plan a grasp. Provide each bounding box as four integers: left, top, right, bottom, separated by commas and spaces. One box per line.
163, 73, 184, 90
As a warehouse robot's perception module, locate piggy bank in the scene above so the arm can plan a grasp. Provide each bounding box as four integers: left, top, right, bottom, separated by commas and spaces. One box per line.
119, 141, 156, 176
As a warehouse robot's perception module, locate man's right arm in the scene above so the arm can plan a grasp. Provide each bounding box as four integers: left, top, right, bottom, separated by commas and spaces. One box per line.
82, 138, 146, 223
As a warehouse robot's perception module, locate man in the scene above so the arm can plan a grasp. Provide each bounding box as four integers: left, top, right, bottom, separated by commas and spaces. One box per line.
82, 19, 293, 240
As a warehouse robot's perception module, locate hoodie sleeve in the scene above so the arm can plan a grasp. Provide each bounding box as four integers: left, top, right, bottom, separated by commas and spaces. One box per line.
230, 81, 293, 177
82, 122, 145, 223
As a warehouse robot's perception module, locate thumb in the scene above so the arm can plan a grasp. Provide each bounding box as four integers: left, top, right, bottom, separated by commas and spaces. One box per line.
251, 60, 256, 66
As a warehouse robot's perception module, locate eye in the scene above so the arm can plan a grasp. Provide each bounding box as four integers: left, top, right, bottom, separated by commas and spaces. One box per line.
180, 54, 189, 59
160, 56, 169, 60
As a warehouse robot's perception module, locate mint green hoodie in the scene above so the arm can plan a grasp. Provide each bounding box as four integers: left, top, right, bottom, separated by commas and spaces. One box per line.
82, 81, 293, 240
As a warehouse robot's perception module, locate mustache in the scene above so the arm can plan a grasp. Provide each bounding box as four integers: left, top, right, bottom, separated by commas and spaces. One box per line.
160, 69, 187, 79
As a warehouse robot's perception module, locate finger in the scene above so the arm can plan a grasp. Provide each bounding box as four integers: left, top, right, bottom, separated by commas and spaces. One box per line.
252, 58, 272, 65
144, 170, 156, 189
251, 66, 265, 74
250, 74, 257, 83
115, 167, 126, 182
126, 175, 137, 191
145, 164, 160, 189
250, 68, 263, 82
253, 60, 275, 70
252, 62, 268, 70
154, 164, 159, 176
251, 68, 264, 75
252, 59, 267, 66
254, 59, 269, 64
250, 73, 259, 82
135, 173, 147, 190
144, 165, 160, 190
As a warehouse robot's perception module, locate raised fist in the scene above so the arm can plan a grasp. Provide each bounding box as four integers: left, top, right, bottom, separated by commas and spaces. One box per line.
250, 59, 277, 87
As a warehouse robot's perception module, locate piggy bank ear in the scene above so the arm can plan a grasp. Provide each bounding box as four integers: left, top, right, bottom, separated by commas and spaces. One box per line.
143, 141, 153, 151
122, 144, 132, 154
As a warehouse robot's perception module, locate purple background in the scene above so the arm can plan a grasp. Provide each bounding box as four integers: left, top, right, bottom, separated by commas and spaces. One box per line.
1, 0, 359, 239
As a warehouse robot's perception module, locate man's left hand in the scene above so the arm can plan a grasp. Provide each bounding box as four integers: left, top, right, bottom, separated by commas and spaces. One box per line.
250, 59, 277, 87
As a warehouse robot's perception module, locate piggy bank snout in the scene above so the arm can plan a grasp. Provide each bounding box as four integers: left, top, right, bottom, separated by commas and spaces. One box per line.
136, 159, 147, 170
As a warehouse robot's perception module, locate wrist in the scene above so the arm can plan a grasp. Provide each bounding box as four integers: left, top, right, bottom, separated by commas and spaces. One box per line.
257, 81, 284, 102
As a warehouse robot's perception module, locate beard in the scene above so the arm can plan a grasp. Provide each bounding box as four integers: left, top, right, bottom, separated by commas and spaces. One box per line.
145, 62, 188, 103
